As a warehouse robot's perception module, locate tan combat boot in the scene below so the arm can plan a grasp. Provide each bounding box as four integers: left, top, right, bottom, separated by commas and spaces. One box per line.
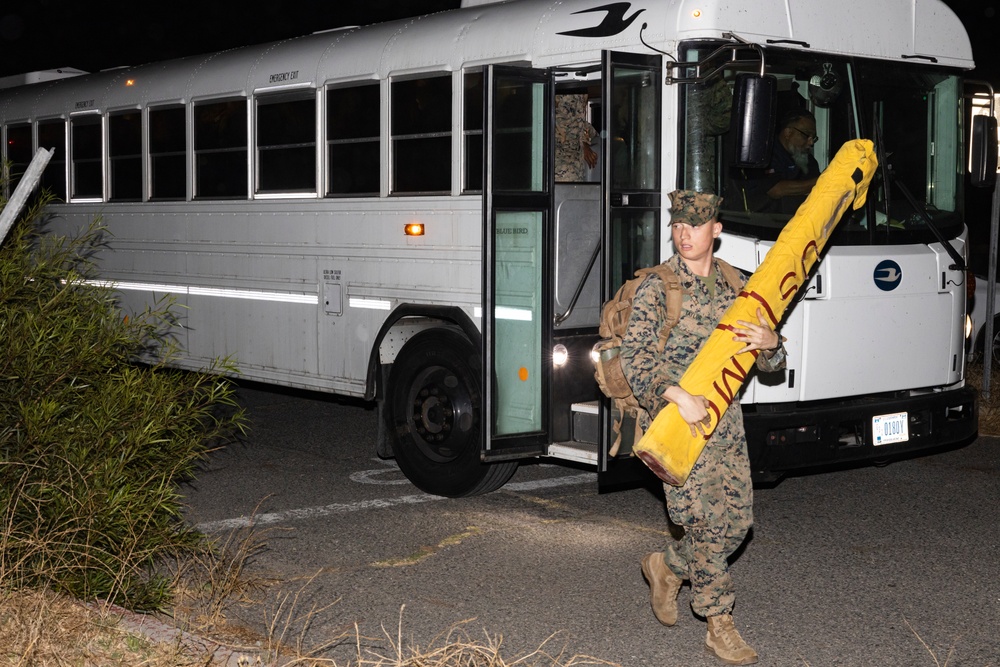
640, 552, 683, 626
705, 614, 758, 665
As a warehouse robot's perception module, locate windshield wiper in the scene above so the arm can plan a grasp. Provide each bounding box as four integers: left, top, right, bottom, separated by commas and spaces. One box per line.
891, 178, 966, 271
872, 115, 966, 271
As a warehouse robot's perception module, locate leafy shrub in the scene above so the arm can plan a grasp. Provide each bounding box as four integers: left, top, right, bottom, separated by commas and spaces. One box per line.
0, 193, 246, 611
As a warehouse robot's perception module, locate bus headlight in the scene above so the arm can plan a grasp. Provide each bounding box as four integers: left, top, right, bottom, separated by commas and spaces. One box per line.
966, 314, 973, 340
552, 344, 569, 367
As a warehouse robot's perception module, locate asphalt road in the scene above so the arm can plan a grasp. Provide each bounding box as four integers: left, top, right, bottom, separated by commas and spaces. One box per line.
181, 383, 1000, 666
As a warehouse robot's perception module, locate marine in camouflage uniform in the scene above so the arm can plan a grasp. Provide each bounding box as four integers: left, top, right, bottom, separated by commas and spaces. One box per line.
620, 189, 785, 665
554, 93, 598, 182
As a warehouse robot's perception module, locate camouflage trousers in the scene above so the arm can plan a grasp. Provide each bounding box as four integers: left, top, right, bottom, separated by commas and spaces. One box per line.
660, 411, 752, 618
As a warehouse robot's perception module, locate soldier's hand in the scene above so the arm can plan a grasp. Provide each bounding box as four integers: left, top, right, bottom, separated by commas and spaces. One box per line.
664, 385, 712, 437
732, 308, 780, 355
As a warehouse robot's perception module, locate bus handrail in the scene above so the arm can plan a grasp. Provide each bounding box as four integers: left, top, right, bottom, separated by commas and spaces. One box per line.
665, 33, 766, 85
554, 241, 601, 326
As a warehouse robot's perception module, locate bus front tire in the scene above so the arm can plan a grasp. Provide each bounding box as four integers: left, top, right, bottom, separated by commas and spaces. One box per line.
386, 329, 517, 497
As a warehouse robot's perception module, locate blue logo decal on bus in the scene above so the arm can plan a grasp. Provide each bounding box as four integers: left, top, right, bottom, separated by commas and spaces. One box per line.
874, 260, 902, 291
557, 3, 646, 38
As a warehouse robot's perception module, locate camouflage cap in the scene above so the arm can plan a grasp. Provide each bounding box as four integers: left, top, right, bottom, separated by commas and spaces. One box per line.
668, 189, 723, 227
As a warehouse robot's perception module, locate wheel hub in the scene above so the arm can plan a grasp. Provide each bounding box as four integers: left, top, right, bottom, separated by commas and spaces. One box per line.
414, 387, 453, 439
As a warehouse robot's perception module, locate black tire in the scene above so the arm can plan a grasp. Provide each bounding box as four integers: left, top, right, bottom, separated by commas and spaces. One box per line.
385, 328, 517, 497
972, 315, 1000, 366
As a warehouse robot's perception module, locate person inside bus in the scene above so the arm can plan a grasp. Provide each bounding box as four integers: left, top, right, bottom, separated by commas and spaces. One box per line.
554, 93, 598, 182
734, 108, 820, 215
620, 190, 785, 665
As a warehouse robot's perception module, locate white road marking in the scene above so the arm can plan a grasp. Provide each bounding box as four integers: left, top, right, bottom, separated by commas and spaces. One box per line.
349, 463, 412, 485
193, 472, 596, 533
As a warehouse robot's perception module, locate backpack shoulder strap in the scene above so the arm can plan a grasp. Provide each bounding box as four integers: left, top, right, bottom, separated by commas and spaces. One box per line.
637, 264, 683, 352
715, 257, 745, 293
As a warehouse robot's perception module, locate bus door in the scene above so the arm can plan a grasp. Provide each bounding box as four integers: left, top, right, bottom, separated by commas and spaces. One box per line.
598, 51, 663, 477
482, 65, 553, 461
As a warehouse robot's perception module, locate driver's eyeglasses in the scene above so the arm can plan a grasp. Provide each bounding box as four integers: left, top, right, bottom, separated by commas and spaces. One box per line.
791, 126, 819, 142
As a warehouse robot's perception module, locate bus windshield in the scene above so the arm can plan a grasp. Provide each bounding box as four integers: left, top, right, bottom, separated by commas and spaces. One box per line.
679, 46, 966, 245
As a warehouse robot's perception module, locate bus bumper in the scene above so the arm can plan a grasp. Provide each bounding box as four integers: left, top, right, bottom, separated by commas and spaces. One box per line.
743, 386, 978, 482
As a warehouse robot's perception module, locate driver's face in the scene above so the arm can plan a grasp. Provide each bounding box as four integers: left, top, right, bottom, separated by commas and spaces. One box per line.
786, 120, 818, 152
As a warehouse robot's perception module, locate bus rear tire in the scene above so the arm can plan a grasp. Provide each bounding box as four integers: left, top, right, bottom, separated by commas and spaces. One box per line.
386, 328, 517, 497
972, 315, 1000, 366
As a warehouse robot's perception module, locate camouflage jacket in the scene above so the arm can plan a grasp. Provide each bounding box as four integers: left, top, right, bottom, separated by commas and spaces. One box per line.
619, 254, 786, 428
554, 94, 597, 182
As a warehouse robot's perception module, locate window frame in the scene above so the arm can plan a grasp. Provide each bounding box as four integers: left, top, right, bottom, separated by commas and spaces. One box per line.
3, 122, 33, 197
462, 69, 485, 194
37, 117, 67, 201
326, 80, 382, 198
254, 89, 318, 197
193, 97, 249, 200
108, 108, 143, 202
390, 73, 453, 195
148, 103, 188, 201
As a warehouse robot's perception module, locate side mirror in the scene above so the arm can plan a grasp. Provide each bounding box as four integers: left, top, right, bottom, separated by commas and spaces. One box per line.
970, 114, 998, 188
731, 73, 777, 168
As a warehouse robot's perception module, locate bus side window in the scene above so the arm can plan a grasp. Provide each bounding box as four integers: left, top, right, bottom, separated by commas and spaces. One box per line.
463, 70, 484, 193
37, 119, 66, 201
256, 91, 316, 195
71, 114, 102, 201
327, 83, 380, 197
149, 105, 186, 201
390, 74, 451, 194
109, 110, 142, 202
194, 99, 248, 200
4, 123, 32, 197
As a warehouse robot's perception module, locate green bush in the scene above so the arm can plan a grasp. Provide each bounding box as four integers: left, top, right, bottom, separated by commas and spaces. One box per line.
0, 193, 246, 611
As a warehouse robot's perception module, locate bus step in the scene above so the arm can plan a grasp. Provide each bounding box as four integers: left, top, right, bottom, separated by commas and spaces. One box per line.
547, 441, 598, 465
571, 401, 598, 445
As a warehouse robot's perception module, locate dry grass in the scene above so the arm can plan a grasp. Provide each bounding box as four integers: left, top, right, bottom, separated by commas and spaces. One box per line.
168, 517, 273, 635
0, 517, 620, 666
0, 586, 617, 667
156, 521, 618, 666
147, 516, 617, 666
0, 587, 191, 666
348, 607, 619, 667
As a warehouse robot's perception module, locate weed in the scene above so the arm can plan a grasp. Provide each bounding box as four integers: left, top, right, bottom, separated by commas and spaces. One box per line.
0, 190, 245, 610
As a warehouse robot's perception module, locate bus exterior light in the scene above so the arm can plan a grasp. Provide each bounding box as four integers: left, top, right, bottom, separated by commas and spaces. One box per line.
966, 314, 973, 340
692, 9, 702, 18
553, 343, 569, 367
404, 222, 424, 236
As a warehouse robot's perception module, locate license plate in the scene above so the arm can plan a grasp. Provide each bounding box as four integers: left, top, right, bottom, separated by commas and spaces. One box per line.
872, 412, 909, 446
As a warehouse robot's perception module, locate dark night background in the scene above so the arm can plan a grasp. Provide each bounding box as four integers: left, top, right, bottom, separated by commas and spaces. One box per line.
0, 1, 461, 77
0, 1, 993, 81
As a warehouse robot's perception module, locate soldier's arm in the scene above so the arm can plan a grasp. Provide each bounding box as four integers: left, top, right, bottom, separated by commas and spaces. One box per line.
620, 275, 672, 418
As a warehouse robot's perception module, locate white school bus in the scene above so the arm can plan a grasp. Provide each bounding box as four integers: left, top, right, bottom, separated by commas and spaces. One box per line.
0, 0, 989, 496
